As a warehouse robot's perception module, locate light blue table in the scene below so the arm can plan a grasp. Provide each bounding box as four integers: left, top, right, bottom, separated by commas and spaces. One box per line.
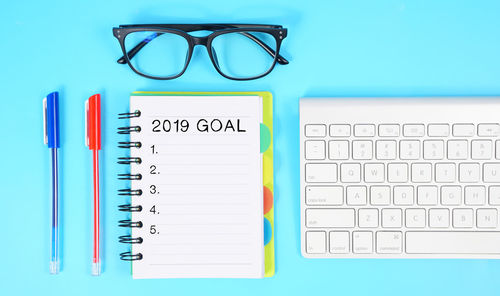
2, 0, 500, 295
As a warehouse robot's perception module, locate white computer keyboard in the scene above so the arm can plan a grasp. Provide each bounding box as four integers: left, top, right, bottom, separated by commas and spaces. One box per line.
300, 97, 500, 258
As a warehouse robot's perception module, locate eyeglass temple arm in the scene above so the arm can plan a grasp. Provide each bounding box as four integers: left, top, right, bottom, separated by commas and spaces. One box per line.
117, 32, 289, 65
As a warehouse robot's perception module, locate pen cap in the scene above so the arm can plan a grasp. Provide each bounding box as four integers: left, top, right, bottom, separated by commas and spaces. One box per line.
45, 92, 60, 148
87, 94, 101, 150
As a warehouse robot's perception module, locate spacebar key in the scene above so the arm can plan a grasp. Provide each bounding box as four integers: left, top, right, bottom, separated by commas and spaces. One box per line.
406, 232, 500, 254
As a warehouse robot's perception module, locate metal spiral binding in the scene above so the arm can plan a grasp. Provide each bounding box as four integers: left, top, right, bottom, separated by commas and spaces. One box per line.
118, 110, 141, 119
117, 126, 141, 134
118, 141, 142, 148
118, 110, 143, 261
118, 219, 143, 228
118, 204, 142, 212
119, 235, 143, 244
120, 251, 143, 261
118, 189, 143, 196
118, 173, 142, 180
117, 157, 142, 164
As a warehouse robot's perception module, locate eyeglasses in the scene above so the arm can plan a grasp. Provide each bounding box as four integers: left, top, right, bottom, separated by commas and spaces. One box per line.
112, 24, 288, 80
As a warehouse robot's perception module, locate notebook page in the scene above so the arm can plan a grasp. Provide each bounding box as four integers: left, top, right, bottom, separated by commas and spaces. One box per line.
129, 95, 264, 278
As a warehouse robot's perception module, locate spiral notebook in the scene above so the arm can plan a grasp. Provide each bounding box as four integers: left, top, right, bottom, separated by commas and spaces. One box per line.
118, 91, 275, 279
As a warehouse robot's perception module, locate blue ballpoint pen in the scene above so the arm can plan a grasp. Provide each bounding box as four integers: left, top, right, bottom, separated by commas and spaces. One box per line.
43, 92, 60, 274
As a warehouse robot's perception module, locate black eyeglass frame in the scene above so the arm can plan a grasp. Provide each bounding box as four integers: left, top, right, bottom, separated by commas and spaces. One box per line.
112, 24, 288, 81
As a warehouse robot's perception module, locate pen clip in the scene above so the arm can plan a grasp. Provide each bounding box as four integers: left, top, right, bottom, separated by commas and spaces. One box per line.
43, 97, 48, 145
86, 94, 101, 150
85, 100, 89, 147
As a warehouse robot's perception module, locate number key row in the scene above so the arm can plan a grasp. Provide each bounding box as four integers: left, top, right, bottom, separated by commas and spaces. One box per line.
306, 139, 500, 160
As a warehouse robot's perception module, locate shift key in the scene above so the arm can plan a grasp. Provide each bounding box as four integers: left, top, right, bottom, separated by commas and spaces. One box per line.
306, 209, 355, 228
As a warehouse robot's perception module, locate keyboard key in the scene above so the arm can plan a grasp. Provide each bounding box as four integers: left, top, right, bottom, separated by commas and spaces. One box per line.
465, 186, 486, 205
429, 208, 449, 228
305, 163, 337, 183
388, 163, 409, 183
329, 231, 350, 253
477, 209, 498, 228
483, 163, 500, 183
305, 124, 326, 137
448, 140, 468, 160
441, 186, 462, 205
478, 123, 500, 137
382, 209, 402, 228
305, 140, 326, 160
364, 163, 385, 183
411, 163, 432, 183
306, 231, 326, 254
354, 124, 376, 137
341, 163, 362, 183
306, 209, 355, 228
403, 124, 425, 137
330, 124, 351, 137
435, 163, 456, 183
305, 186, 343, 205
370, 186, 390, 205
471, 140, 492, 159
405, 208, 426, 228
489, 186, 500, 205
400, 140, 420, 160
459, 163, 480, 183
352, 140, 373, 160
393, 186, 414, 205
358, 208, 379, 228
378, 124, 400, 137
428, 124, 450, 137
496, 140, 500, 159
376, 231, 402, 254
453, 208, 474, 228
406, 232, 500, 254
346, 186, 367, 205
376, 140, 397, 160
329, 140, 349, 160
423, 140, 444, 160
417, 186, 438, 205
453, 124, 475, 137
353, 231, 373, 253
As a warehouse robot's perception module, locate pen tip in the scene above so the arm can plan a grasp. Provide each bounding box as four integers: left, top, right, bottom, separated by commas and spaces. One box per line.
92, 262, 101, 276
50, 261, 60, 274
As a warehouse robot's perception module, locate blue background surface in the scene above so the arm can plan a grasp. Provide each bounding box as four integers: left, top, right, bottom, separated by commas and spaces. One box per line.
2, 0, 500, 295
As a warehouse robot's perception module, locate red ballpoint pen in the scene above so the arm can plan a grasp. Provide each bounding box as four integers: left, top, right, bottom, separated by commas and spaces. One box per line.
85, 94, 101, 276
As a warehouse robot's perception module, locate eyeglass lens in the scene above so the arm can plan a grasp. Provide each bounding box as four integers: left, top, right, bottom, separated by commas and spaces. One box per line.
124, 31, 190, 78
211, 31, 277, 79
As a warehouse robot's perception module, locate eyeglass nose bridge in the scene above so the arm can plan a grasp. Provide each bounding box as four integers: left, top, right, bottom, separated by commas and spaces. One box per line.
191, 36, 209, 47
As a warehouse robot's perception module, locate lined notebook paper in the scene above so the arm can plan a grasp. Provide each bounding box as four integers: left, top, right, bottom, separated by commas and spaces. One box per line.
129, 95, 264, 278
